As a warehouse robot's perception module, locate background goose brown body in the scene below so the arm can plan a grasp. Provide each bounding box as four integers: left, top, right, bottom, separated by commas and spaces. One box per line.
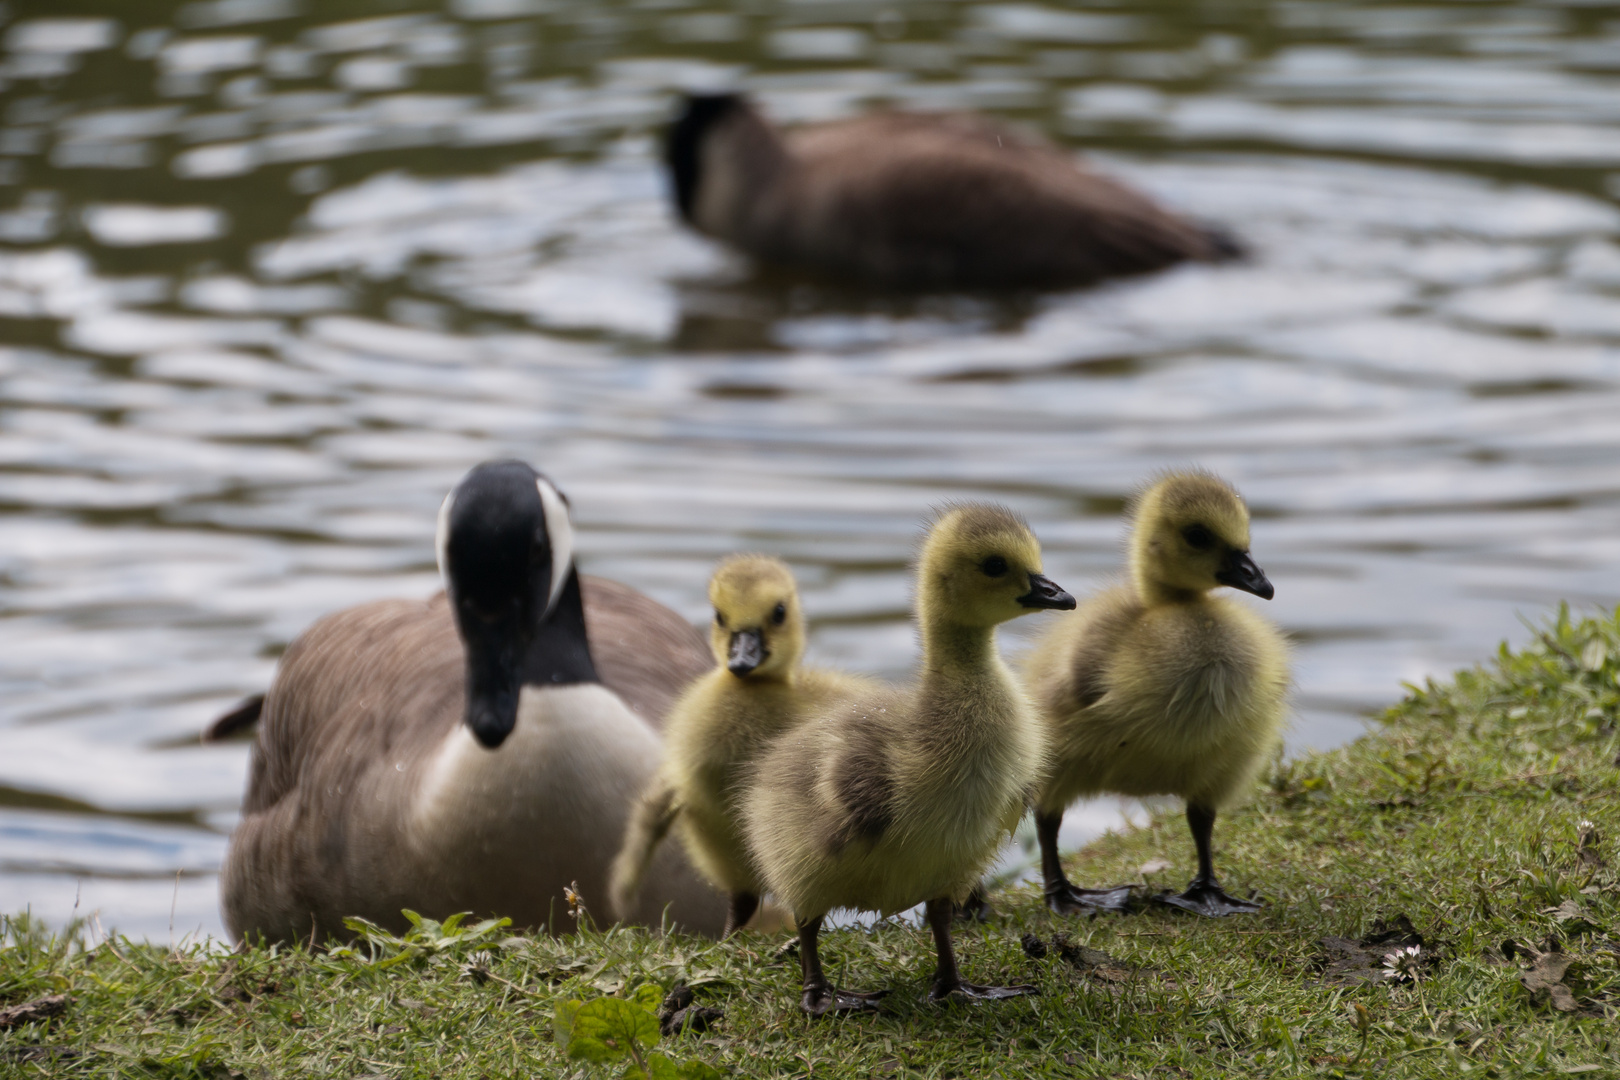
685, 100, 1236, 290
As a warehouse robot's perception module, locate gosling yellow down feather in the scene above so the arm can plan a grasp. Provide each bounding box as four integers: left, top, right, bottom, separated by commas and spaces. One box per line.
742, 505, 1074, 1015
1023, 470, 1290, 918
610, 555, 880, 935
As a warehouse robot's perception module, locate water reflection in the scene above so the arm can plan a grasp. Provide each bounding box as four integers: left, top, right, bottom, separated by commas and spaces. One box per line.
2, 0, 1619, 939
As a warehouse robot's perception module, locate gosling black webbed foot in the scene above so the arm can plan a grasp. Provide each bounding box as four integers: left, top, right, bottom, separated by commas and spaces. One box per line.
1154, 880, 1263, 918
1044, 882, 1134, 916
800, 984, 887, 1017
929, 979, 1040, 1004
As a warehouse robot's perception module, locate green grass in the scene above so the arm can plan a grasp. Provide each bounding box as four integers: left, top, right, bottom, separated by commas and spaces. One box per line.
4, 605, 1619, 1079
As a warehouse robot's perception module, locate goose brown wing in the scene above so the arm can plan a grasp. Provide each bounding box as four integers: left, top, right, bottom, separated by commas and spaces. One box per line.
244, 596, 461, 815
791, 115, 1226, 288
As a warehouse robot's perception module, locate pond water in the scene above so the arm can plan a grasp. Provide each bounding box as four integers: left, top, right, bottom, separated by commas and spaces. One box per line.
2, 0, 1619, 941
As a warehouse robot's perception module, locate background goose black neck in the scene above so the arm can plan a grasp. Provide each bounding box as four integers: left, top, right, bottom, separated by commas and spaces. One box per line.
666, 92, 744, 222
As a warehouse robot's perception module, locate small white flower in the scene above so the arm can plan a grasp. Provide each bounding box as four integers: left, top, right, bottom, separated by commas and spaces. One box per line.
1382, 944, 1424, 983
462, 949, 494, 983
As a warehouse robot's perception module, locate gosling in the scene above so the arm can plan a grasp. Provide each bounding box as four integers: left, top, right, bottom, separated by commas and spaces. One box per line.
666, 92, 1238, 291
1023, 471, 1289, 918
611, 555, 880, 936
744, 504, 1074, 1014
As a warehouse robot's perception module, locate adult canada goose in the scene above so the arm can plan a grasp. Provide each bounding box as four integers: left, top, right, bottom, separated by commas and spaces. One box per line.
665, 92, 1238, 291
220, 461, 726, 944
1023, 471, 1289, 918
743, 505, 1073, 1014
611, 555, 881, 936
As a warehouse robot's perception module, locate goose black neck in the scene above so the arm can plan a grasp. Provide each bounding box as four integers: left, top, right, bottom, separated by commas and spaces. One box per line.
521, 567, 598, 688
666, 93, 743, 222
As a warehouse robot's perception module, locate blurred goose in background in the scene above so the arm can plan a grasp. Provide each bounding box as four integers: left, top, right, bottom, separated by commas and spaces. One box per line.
665, 92, 1239, 291
743, 505, 1072, 1015
1023, 471, 1289, 918
220, 461, 725, 944
611, 555, 882, 936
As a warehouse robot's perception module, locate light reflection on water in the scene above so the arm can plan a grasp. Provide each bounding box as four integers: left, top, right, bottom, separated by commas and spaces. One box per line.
2, 0, 1619, 940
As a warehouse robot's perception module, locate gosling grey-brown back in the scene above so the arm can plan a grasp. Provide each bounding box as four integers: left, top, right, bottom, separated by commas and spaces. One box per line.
666, 92, 1238, 291
220, 461, 725, 943
1023, 471, 1289, 918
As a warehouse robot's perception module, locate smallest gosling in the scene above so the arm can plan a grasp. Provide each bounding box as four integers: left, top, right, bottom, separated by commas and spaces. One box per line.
1024, 471, 1290, 918
611, 556, 878, 935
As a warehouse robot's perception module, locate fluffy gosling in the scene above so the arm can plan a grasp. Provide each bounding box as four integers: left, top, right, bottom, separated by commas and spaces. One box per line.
611, 555, 880, 935
744, 505, 1074, 1015
1023, 471, 1289, 918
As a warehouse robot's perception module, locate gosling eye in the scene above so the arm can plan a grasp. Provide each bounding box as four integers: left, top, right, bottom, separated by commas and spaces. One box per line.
772, 602, 787, 625
714, 610, 727, 629
981, 555, 1008, 578
1181, 525, 1215, 551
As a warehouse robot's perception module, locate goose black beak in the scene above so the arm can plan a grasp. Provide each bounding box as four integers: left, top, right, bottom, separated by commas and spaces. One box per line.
1216, 550, 1274, 600
1017, 573, 1076, 611
459, 613, 524, 748
728, 628, 766, 676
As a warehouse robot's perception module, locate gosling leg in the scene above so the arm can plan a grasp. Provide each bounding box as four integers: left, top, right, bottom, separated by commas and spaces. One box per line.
723, 891, 759, 937
925, 897, 1038, 1003
1036, 809, 1133, 915
796, 914, 885, 1017
1156, 803, 1263, 918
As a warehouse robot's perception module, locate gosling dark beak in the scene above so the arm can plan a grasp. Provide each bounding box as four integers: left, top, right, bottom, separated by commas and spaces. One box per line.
1216, 550, 1274, 600
1017, 572, 1076, 611
727, 628, 766, 676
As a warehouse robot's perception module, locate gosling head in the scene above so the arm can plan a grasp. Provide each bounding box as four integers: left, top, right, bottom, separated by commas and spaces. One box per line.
708, 554, 805, 681
918, 503, 1076, 629
665, 92, 748, 224
1129, 471, 1273, 602
437, 460, 577, 749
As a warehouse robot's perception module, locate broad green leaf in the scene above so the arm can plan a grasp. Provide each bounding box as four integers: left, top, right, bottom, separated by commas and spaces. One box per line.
572, 998, 660, 1063
631, 983, 665, 1011
677, 1059, 722, 1080
566, 1032, 614, 1064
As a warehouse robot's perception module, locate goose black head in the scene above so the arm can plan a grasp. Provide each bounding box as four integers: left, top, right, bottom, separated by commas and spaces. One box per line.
437, 460, 579, 749
665, 92, 746, 223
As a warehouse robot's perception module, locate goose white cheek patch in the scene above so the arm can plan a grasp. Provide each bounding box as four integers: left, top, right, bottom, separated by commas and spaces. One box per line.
435, 483, 458, 584
535, 477, 574, 616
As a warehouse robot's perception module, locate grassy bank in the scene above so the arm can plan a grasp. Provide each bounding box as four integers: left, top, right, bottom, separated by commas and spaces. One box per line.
4, 607, 1618, 1079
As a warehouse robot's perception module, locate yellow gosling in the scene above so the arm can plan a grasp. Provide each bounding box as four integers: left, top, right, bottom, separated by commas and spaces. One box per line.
743, 504, 1074, 1015
610, 555, 880, 935
1024, 470, 1290, 918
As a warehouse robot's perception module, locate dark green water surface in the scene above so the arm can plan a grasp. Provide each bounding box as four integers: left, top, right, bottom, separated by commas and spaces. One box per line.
3, 0, 1620, 937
